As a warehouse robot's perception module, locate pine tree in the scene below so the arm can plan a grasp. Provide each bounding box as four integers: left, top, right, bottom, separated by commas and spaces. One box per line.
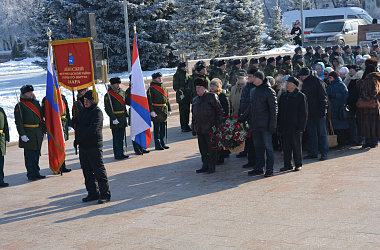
288, 0, 313, 10
220, 0, 265, 56
264, 4, 293, 50
171, 0, 225, 60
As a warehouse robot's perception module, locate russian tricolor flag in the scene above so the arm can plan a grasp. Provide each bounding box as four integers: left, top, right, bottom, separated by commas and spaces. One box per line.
130, 33, 152, 148
45, 43, 66, 174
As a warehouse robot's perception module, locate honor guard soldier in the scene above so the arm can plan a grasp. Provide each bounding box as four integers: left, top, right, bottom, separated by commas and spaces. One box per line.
259, 57, 267, 71
275, 56, 283, 71
148, 72, 171, 150
304, 46, 314, 67
293, 54, 304, 75
104, 77, 129, 160
264, 57, 277, 77
173, 61, 192, 132
73, 90, 111, 204
280, 55, 293, 72
14, 85, 46, 181
210, 60, 229, 89
189, 61, 210, 97
42, 92, 72, 172
292, 47, 303, 65
0, 106, 9, 187
228, 59, 242, 87
248, 58, 259, 72
241, 58, 249, 71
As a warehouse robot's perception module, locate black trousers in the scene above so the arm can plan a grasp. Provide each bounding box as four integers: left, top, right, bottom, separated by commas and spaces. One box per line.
153, 122, 166, 148
0, 156, 4, 184
112, 127, 125, 158
245, 135, 256, 165
282, 133, 303, 168
24, 149, 41, 178
335, 129, 346, 146
197, 133, 217, 172
79, 147, 110, 199
179, 102, 190, 130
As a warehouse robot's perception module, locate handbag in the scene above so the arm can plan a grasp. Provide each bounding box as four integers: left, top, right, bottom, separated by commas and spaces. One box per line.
356, 98, 377, 109
339, 103, 352, 120
327, 120, 338, 148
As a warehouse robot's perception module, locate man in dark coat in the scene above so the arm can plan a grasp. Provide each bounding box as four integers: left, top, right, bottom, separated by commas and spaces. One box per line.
0, 106, 9, 187
236, 68, 257, 162
191, 78, 224, 174
277, 76, 308, 171
73, 90, 111, 204
73, 88, 87, 116
239, 71, 277, 177
299, 67, 329, 161
14, 85, 46, 181
189, 61, 210, 98
173, 62, 192, 132
291, 22, 302, 46
147, 72, 171, 150
104, 77, 129, 160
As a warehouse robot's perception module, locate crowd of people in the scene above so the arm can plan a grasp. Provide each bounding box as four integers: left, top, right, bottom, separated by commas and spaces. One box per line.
185, 40, 380, 176
1, 40, 380, 203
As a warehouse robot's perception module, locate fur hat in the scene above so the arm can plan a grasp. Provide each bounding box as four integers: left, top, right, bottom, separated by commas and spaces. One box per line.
253, 71, 265, 80
152, 72, 162, 80
247, 68, 258, 75
306, 46, 313, 52
332, 45, 340, 51
365, 58, 379, 67
20, 85, 34, 94
241, 58, 249, 65
321, 53, 329, 59
83, 90, 96, 103
314, 45, 323, 52
339, 67, 349, 75
294, 47, 302, 53
194, 78, 208, 89
216, 60, 226, 67
287, 76, 299, 86
178, 61, 186, 68
77, 87, 88, 93
233, 59, 241, 66
298, 67, 311, 76
325, 46, 332, 52
250, 58, 259, 64
343, 45, 351, 52
276, 55, 282, 62
210, 58, 217, 66
110, 77, 121, 85
328, 71, 339, 79
283, 55, 291, 61
267, 57, 275, 64
195, 61, 206, 72
259, 56, 266, 63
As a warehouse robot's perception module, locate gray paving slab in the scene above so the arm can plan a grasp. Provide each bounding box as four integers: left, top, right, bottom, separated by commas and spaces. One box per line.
1, 115, 380, 249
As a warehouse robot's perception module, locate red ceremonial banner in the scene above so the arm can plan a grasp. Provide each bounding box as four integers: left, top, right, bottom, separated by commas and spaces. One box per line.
51, 38, 95, 91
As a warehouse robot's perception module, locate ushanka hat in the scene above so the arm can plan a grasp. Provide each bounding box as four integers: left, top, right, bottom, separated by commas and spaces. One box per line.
152, 72, 162, 79
110, 77, 121, 85
194, 78, 208, 89
20, 85, 34, 94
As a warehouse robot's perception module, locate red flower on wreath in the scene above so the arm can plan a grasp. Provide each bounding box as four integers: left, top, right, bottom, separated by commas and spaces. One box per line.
228, 131, 233, 135
225, 124, 230, 128
247, 133, 252, 138
217, 146, 222, 151
211, 146, 214, 150
209, 141, 212, 146
216, 138, 220, 142
218, 127, 223, 131
222, 135, 226, 140
221, 130, 225, 135
239, 141, 243, 145
237, 132, 241, 137
225, 146, 229, 150
235, 124, 240, 129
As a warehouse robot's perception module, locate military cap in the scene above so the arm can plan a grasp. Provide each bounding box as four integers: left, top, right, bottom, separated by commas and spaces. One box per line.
321, 53, 329, 59
314, 45, 323, 52
110, 77, 121, 85
178, 61, 186, 68
20, 85, 34, 94
216, 59, 226, 67
306, 46, 313, 52
210, 58, 217, 66
259, 56, 266, 63
343, 45, 351, 51
325, 46, 332, 52
294, 47, 302, 53
195, 61, 206, 72
371, 39, 378, 45
275, 55, 282, 62
332, 45, 340, 51
151, 72, 163, 79
233, 59, 241, 65
241, 58, 249, 65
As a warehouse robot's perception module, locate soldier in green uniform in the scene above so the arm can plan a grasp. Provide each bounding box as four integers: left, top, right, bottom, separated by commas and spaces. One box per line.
42, 92, 72, 172
264, 57, 277, 77
210, 60, 229, 89
280, 55, 293, 72
228, 59, 242, 87
14, 85, 45, 181
293, 54, 304, 75
0, 106, 9, 187
125, 75, 150, 155
104, 77, 129, 160
148, 72, 171, 150
207, 58, 217, 75
241, 58, 249, 71
173, 61, 192, 132
276, 56, 283, 71
248, 58, 259, 72
292, 47, 303, 65
259, 57, 267, 71
189, 61, 210, 98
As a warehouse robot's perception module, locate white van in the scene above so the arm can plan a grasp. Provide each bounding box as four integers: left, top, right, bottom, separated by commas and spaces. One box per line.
282, 7, 373, 35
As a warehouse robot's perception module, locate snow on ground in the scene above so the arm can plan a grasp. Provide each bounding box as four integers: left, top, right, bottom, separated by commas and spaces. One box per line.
0, 44, 294, 142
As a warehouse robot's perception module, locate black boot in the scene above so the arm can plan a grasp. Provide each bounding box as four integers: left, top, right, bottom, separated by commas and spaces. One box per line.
216, 155, 224, 165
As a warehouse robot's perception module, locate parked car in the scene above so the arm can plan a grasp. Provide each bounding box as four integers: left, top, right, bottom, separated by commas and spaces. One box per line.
303, 19, 367, 47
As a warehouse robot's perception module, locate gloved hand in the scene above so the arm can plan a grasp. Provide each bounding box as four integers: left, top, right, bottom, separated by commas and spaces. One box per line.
42, 133, 46, 140
21, 135, 29, 142
73, 140, 78, 148
126, 117, 129, 123
151, 111, 158, 118
180, 94, 185, 100
168, 111, 172, 116
5, 141, 8, 145
68, 126, 74, 131
113, 119, 120, 125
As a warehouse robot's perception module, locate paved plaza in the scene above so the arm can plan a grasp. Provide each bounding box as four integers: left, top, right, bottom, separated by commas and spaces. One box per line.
1, 115, 380, 249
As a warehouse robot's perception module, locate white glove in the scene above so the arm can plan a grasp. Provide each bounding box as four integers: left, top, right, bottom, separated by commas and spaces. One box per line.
168, 111, 172, 116
42, 134, 46, 140
68, 126, 74, 131
151, 111, 158, 118
126, 117, 129, 123
113, 119, 120, 125
21, 135, 30, 142
180, 94, 185, 100
5, 141, 8, 145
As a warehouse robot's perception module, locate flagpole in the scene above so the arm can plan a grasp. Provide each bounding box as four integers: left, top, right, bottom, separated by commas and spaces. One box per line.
123, 0, 132, 73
